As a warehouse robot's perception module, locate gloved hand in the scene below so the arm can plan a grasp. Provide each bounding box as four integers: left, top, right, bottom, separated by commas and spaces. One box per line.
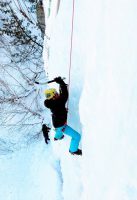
54, 76, 64, 84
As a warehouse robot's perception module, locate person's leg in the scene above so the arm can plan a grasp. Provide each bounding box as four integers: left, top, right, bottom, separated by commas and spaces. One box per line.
54, 126, 64, 139
64, 125, 81, 152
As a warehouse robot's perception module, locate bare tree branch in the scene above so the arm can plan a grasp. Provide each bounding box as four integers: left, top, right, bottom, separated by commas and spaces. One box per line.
0, 0, 48, 154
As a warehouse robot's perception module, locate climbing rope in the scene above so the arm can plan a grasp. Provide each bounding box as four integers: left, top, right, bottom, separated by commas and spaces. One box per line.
67, 0, 75, 110
41, 0, 75, 112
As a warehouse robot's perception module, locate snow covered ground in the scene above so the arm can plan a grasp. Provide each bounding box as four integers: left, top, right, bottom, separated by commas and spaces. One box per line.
1, 0, 137, 200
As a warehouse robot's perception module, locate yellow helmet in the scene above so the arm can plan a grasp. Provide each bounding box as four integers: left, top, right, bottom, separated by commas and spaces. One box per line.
44, 88, 57, 100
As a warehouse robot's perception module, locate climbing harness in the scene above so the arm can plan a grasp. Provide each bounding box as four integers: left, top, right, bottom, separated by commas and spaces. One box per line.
61, 121, 67, 132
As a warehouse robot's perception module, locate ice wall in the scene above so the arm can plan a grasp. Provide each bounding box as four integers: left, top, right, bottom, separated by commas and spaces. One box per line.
80, 0, 137, 199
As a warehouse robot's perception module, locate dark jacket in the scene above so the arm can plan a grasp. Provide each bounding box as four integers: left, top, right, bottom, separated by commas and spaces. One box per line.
44, 81, 68, 128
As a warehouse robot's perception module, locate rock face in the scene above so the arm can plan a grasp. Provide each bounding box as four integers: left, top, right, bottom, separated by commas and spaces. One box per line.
36, 0, 45, 39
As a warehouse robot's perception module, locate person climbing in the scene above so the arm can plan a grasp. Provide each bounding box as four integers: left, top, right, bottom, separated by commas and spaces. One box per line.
42, 124, 50, 144
44, 76, 82, 155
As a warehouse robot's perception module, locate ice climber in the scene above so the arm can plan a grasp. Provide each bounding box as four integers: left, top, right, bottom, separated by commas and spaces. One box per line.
44, 76, 82, 155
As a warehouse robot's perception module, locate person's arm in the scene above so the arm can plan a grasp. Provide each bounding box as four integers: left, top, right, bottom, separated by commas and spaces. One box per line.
44, 99, 52, 108
54, 77, 68, 102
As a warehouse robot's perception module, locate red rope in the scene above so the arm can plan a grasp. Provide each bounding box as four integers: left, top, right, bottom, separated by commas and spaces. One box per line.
67, 0, 75, 109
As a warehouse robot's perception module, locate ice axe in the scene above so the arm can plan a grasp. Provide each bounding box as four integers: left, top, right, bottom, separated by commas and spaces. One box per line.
35, 77, 65, 85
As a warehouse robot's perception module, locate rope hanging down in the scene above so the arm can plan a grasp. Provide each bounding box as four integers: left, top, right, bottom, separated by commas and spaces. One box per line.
67, 0, 75, 110
35, 0, 75, 105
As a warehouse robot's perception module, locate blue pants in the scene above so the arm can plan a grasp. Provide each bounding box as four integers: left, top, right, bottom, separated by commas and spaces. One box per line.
54, 125, 81, 153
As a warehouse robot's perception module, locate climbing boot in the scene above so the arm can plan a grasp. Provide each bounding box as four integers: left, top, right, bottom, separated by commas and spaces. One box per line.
69, 149, 82, 156
54, 135, 64, 141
